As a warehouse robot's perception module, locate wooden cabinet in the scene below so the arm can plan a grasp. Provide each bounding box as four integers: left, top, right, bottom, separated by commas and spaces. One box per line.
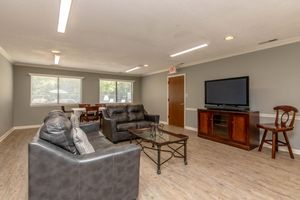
198, 111, 211, 135
198, 109, 260, 150
231, 115, 247, 143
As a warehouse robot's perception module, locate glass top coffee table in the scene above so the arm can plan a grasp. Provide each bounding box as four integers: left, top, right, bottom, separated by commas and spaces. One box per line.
128, 127, 189, 174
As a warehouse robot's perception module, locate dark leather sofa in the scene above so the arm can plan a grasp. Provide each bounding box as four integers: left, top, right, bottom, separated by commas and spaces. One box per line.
29, 114, 140, 200
102, 104, 159, 143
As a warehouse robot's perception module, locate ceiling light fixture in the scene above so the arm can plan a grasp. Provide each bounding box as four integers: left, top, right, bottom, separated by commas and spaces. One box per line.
57, 0, 72, 33
225, 35, 234, 41
143, 64, 149, 67
54, 54, 60, 65
126, 66, 141, 73
51, 50, 61, 54
170, 43, 208, 57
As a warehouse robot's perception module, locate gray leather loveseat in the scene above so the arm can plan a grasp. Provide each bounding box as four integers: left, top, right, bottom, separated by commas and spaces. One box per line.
102, 104, 159, 143
29, 111, 140, 200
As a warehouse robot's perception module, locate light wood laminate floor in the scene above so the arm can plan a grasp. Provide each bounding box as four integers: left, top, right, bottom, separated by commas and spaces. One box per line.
0, 126, 300, 200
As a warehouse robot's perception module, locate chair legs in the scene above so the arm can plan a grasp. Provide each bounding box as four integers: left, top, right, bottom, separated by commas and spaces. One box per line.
283, 131, 294, 159
272, 132, 276, 159
258, 129, 267, 152
258, 129, 294, 159
275, 133, 278, 152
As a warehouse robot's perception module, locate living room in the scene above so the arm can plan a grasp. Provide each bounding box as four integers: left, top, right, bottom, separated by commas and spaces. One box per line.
1, 1, 300, 199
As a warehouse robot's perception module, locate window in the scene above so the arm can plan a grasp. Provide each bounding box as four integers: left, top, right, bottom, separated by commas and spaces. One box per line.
31, 74, 82, 105
99, 79, 133, 103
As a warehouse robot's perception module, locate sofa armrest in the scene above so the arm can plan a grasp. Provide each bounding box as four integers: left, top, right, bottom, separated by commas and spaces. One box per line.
29, 139, 80, 200
77, 144, 141, 200
145, 114, 160, 123
102, 116, 117, 142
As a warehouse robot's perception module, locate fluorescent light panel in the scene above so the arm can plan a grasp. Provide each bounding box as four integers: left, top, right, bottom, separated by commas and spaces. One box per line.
126, 66, 141, 73
170, 43, 208, 57
57, 0, 72, 33
225, 35, 234, 41
54, 55, 60, 65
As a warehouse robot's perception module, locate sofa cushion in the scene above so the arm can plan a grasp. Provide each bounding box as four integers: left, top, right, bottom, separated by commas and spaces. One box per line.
106, 106, 128, 123
117, 122, 137, 131
88, 135, 113, 151
127, 105, 145, 121
136, 121, 152, 129
39, 113, 78, 155
72, 128, 95, 155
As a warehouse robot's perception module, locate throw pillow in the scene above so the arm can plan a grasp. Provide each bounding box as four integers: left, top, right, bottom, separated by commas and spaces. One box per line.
70, 113, 80, 128
43, 110, 66, 122
72, 128, 95, 155
40, 114, 78, 155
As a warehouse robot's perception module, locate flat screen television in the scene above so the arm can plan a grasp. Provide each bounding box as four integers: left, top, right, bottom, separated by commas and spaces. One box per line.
205, 76, 249, 110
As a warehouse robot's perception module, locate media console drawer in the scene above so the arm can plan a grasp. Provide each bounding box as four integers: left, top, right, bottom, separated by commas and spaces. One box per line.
197, 109, 260, 150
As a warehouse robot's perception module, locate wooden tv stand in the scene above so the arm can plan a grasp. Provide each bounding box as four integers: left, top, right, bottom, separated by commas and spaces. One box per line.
197, 109, 260, 150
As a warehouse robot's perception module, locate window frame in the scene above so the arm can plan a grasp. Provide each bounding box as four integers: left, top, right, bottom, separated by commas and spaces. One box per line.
30, 73, 83, 107
99, 78, 134, 104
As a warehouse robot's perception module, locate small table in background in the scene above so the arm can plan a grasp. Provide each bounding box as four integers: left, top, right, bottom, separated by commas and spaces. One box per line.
72, 107, 106, 124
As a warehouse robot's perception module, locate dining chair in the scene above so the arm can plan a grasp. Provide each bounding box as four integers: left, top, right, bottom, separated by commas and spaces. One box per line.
82, 106, 100, 122
95, 104, 106, 128
61, 106, 73, 119
78, 104, 91, 122
257, 105, 298, 159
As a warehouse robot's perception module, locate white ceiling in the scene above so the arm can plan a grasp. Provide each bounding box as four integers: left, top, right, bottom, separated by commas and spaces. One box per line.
0, 0, 300, 76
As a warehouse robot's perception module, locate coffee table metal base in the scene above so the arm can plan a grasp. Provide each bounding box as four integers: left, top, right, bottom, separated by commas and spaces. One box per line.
131, 138, 187, 174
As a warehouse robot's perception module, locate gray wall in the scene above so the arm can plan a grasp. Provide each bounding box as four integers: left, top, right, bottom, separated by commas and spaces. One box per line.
13, 65, 141, 126
0, 54, 13, 137
141, 42, 300, 149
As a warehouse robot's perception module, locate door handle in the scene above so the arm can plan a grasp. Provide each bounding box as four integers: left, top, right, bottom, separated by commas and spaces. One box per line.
180, 103, 184, 106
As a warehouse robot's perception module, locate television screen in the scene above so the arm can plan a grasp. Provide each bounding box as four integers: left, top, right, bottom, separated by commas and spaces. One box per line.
205, 76, 249, 107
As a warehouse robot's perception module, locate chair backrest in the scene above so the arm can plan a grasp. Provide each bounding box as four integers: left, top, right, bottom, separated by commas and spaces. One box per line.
61, 106, 66, 112
274, 105, 298, 128
86, 106, 99, 112
79, 104, 91, 108
85, 106, 100, 120
95, 103, 106, 108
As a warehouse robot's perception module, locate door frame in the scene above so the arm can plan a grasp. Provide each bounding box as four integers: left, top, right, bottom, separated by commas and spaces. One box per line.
167, 73, 186, 127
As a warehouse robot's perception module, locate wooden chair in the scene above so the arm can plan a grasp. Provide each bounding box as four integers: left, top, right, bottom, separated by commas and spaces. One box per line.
61, 106, 74, 119
81, 106, 100, 122
95, 104, 106, 128
78, 104, 91, 122
257, 105, 298, 159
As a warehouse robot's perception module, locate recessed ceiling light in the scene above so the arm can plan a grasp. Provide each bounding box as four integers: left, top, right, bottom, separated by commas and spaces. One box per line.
170, 43, 208, 57
143, 64, 149, 67
54, 55, 60, 65
225, 35, 234, 41
57, 0, 72, 33
51, 50, 61, 54
126, 66, 141, 73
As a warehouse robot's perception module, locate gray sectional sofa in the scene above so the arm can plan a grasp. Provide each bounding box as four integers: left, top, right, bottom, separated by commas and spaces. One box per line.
102, 104, 160, 143
29, 111, 140, 200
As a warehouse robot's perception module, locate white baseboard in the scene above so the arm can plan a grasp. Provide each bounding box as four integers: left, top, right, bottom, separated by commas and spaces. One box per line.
0, 125, 41, 143
185, 126, 198, 132
263, 144, 300, 155
0, 127, 15, 143
14, 125, 41, 130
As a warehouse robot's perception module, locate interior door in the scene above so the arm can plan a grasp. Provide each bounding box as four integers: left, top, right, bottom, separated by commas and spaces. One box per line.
168, 75, 184, 127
